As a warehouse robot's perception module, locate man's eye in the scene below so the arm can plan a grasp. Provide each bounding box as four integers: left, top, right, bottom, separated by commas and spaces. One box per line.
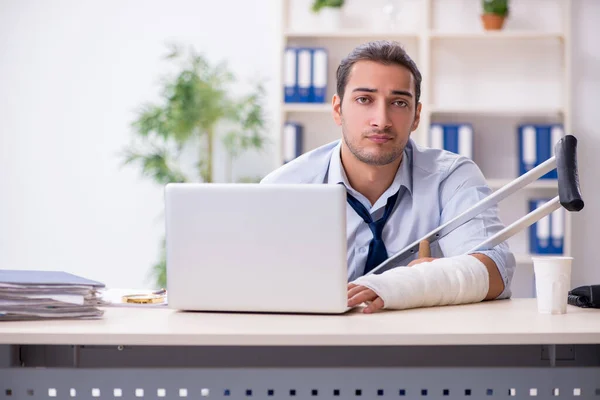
356, 97, 370, 104
393, 100, 408, 107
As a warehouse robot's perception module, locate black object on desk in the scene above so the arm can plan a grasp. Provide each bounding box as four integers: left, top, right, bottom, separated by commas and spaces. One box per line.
568, 285, 600, 308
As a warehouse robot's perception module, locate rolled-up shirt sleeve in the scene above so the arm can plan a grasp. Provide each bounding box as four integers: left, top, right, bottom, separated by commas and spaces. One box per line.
437, 157, 516, 300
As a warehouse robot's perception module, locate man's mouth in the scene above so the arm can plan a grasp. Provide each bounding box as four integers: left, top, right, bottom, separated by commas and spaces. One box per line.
367, 135, 393, 144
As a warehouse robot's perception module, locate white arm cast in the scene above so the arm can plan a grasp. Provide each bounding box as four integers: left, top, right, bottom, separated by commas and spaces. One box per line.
351, 255, 490, 310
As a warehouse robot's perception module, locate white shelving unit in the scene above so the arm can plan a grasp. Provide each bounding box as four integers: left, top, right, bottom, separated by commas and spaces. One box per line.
277, 0, 572, 298
428, 31, 565, 39
285, 30, 420, 39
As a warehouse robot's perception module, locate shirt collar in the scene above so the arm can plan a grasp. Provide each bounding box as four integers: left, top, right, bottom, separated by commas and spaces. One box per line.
327, 140, 413, 210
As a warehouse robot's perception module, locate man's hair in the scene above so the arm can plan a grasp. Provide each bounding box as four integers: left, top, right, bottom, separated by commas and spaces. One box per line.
336, 40, 422, 105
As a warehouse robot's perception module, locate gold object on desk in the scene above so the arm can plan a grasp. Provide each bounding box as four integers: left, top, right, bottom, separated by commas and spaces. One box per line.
121, 289, 166, 304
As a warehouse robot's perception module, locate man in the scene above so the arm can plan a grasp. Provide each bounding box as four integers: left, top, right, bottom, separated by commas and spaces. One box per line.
262, 40, 515, 313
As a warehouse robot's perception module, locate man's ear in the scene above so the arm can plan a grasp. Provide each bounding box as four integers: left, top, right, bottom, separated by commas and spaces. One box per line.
411, 102, 422, 132
332, 94, 342, 126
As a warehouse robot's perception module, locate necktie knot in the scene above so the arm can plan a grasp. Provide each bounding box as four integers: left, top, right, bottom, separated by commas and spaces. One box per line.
369, 218, 387, 236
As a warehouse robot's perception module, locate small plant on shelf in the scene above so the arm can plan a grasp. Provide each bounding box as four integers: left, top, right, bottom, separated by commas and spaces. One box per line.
309, 0, 346, 31
481, 0, 509, 31
311, 0, 344, 13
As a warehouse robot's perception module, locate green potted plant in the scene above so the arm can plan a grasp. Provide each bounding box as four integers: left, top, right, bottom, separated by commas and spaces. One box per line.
122, 43, 268, 288
311, 0, 344, 13
481, 0, 509, 30
311, 0, 345, 30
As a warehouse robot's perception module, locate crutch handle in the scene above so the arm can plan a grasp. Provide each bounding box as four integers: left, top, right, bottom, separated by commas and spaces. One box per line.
418, 240, 431, 258
556, 135, 584, 212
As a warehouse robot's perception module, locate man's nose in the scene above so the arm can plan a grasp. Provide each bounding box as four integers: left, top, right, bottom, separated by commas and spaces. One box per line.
370, 104, 392, 129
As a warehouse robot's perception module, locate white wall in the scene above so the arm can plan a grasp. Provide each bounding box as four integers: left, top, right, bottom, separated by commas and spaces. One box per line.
570, 0, 600, 288
1, 0, 599, 291
0, 0, 282, 288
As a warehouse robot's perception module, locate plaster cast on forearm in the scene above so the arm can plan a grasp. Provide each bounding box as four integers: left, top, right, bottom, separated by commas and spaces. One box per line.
352, 255, 489, 310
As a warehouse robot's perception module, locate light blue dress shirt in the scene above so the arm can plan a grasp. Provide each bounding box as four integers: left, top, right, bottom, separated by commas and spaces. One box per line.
261, 138, 516, 299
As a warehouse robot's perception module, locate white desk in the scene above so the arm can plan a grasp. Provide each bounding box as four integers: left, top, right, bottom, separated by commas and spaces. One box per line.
1, 299, 600, 399
0, 298, 599, 346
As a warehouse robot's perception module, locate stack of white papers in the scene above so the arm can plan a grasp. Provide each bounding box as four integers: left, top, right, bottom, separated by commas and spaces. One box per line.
0, 270, 106, 321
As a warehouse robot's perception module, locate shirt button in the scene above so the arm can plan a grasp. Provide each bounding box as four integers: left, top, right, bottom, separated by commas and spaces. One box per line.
360, 247, 367, 254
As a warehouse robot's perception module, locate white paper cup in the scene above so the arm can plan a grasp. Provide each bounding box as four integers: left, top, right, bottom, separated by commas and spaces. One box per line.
532, 257, 572, 314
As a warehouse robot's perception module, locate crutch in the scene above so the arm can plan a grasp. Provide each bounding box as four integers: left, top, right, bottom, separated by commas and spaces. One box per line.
367, 135, 584, 275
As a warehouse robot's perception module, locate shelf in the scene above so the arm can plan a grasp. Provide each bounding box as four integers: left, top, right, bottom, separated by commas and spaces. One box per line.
428, 105, 564, 116
515, 254, 534, 265
514, 253, 565, 265
487, 179, 557, 191
281, 103, 563, 115
458, 253, 564, 265
283, 103, 331, 113
285, 30, 419, 39
429, 31, 565, 40
285, 30, 564, 40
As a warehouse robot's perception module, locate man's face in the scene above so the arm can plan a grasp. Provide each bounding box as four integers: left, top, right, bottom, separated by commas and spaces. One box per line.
333, 60, 421, 166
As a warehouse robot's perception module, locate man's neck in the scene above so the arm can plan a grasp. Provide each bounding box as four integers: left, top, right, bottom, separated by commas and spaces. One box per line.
340, 145, 402, 206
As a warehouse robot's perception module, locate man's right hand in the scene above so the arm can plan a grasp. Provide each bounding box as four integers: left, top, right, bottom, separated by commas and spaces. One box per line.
409, 240, 434, 266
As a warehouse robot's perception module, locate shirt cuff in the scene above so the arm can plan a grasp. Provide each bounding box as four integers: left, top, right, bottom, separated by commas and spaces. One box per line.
469, 248, 515, 300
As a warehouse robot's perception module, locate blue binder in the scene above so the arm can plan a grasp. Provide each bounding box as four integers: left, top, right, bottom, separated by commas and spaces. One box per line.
518, 124, 564, 179
296, 48, 312, 103
283, 122, 303, 163
529, 199, 564, 254
311, 48, 328, 103
429, 123, 474, 159
283, 47, 298, 103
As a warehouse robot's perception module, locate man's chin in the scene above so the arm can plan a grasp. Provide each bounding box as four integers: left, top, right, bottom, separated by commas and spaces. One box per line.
356, 151, 399, 166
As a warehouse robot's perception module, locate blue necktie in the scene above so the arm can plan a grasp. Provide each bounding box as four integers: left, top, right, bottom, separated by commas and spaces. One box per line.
346, 190, 400, 275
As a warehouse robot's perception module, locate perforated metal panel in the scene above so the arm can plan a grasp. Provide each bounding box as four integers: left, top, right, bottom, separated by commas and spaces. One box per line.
2, 367, 600, 399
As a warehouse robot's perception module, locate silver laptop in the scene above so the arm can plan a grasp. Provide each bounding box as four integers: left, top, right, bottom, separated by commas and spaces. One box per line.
165, 183, 350, 314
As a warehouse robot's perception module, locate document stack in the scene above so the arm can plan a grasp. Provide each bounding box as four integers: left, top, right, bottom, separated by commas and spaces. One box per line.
0, 270, 105, 321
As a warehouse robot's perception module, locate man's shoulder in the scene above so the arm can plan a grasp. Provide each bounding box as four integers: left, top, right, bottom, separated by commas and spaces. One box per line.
410, 139, 479, 179
261, 140, 340, 184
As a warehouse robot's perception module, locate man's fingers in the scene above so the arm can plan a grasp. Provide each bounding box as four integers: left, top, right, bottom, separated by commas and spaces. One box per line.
347, 285, 386, 312
363, 297, 385, 313
347, 284, 366, 299
347, 287, 378, 307
347, 282, 357, 290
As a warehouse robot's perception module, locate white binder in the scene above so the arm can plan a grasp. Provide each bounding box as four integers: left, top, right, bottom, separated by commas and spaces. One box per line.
311, 48, 328, 103
458, 124, 473, 159
429, 124, 444, 150
521, 125, 537, 173
297, 48, 312, 102
551, 207, 564, 250
283, 47, 297, 103
283, 122, 303, 163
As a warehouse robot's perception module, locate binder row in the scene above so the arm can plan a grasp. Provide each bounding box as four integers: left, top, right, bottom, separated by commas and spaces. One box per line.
284, 47, 328, 103
429, 123, 474, 159
518, 124, 564, 179
529, 199, 564, 254
428, 123, 564, 179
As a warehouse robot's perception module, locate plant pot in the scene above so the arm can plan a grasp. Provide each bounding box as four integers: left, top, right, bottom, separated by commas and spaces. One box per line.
318, 7, 343, 31
481, 13, 506, 30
